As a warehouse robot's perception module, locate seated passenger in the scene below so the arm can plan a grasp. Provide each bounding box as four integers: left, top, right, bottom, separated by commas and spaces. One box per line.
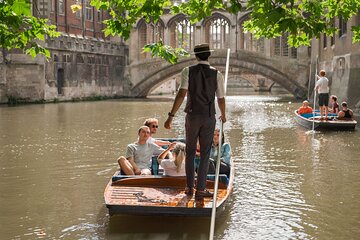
297, 100, 313, 115
117, 126, 166, 175
144, 118, 171, 147
338, 102, 354, 120
157, 142, 186, 176
329, 95, 340, 114
208, 128, 231, 176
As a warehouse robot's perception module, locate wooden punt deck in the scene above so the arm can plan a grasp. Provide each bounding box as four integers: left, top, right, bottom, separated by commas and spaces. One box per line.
104, 174, 232, 217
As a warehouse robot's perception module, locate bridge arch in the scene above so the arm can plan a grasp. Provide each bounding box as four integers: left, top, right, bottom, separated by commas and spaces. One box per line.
129, 50, 308, 98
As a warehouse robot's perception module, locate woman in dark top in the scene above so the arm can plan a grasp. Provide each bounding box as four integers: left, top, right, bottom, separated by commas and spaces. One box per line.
338, 102, 354, 120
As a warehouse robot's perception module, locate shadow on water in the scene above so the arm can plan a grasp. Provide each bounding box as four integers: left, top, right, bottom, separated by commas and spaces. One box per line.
103, 197, 235, 240
106, 214, 210, 240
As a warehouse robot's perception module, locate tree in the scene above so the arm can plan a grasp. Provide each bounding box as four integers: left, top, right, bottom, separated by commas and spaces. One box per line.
89, 0, 360, 63
0, 0, 60, 61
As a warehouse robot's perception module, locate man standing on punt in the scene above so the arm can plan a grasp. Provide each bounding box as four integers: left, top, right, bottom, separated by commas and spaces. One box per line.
164, 43, 226, 200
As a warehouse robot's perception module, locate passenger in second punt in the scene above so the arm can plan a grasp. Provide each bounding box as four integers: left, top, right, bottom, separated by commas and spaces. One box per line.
329, 95, 340, 114
297, 100, 313, 115
338, 102, 354, 120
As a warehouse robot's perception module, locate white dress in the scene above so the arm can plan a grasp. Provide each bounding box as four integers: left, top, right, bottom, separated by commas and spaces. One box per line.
160, 159, 186, 176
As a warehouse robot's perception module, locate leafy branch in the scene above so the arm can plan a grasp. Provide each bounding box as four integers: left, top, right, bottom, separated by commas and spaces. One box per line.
0, 0, 60, 59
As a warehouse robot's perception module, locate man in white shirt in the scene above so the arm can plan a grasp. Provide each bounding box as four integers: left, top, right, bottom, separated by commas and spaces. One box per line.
164, 43, 226, 200
117, 126, 165, 175
315, 70, 330, 120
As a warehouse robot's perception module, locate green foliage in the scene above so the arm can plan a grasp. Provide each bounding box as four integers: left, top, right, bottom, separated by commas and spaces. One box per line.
352, 26, 360, 43
0, 0, 60, 58
90, 0, 360, 63
244, 0, 360, 47
143, 41, 190, 64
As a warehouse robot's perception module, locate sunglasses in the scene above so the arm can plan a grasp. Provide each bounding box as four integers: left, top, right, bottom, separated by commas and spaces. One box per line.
151, 125, 159, 128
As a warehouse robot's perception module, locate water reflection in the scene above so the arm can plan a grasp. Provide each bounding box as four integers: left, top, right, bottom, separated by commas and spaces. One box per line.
1, 95, 360, 239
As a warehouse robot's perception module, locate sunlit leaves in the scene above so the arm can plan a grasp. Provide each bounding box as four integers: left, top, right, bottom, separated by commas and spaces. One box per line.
0, 0, 60, 58
89, 0, 360, 62
244, 0, 360, 47
70, 4, 82, 13
352, 26, 360, 43
143, 40, 190, 64
11, 0, 31, 15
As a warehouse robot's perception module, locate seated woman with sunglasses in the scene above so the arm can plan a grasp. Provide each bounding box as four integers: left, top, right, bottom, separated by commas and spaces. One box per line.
144, 118, 171, 147
208, 128, 231, 176
157, 142, 186, 176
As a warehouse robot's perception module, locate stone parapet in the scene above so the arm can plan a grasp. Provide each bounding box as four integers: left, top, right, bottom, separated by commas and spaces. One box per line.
46, 33, 127, 56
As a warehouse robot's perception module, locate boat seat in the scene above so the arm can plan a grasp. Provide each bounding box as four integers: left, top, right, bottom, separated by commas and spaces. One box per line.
301, 113, 337, 119
112, 173, 229, 186
150, 157, 229, 185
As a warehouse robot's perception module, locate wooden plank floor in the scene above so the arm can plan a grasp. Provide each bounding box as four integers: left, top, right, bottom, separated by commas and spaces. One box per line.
105, 184, 228, 209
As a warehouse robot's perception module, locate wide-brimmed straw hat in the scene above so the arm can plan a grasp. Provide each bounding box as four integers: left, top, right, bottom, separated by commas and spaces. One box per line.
192, 43, 214, 54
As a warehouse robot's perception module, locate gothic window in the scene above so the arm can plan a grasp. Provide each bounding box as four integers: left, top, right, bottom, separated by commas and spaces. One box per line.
339, 16, 347, 37
50, 0, 55, 12
281, 33, 289, 56
330, 18, 335, 45
252, 36, 264, 53
138, 20, 147, 60
137, 19, 165, 60
205, 16, 230, 49
290, 48, 297, 59
169, 18, 194, 51
149, 22, 165, 43
274, 34, 297, 58
58, 0, 64, 14
86, 0, 93, 21
274, 37, 281, 56
97, 10, 102, 22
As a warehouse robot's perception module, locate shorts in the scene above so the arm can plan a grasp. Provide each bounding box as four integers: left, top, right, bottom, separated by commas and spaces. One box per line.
318, 93, 329, 106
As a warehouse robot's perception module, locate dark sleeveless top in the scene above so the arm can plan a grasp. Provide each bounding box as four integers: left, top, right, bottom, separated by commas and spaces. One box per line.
333, 102, 339, 113
184, 64, 218, 116
343, 110, 352, 118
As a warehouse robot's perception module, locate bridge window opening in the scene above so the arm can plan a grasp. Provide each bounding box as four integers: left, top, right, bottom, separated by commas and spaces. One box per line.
281, 34, 289, 56
137, 20, 164, 60
169, 18, 194, 51
205, 17, 230, 49
250, 35, 264, 53
274, 34, 297, 59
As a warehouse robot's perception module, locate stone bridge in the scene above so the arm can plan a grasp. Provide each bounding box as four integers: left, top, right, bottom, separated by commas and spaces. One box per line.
128, 49, 309, 99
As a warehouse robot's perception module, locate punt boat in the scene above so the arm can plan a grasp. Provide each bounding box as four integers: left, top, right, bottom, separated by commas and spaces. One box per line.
294, 110, 357, 130
104, 141, 234, 217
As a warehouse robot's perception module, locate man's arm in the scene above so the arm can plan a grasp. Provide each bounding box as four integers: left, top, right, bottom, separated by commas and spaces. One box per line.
217, 97, 226, 123
164, 88, 187, 129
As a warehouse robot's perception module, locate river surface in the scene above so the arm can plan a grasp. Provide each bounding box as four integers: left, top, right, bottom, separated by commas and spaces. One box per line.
0, 95, 359, 240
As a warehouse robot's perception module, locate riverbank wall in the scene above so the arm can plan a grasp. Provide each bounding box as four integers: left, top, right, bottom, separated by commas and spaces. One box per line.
0, 34, 130, 104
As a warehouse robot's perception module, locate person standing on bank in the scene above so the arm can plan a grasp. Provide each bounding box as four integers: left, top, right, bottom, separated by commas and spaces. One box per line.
164, 43, 226, 199
315, 70, 330, 120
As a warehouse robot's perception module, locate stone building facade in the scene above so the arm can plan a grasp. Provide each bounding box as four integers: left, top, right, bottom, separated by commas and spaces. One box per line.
311, 15, 360, 111
0, 0, 129, 103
